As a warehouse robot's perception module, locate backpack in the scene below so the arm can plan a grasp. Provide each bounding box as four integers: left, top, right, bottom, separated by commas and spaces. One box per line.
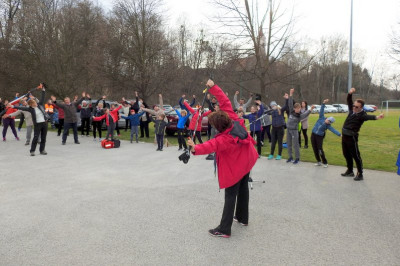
101, 139, 120, 149
229, 120, 248, 140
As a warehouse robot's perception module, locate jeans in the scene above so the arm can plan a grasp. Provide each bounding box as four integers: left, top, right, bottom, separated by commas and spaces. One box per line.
250, 130, 262, 155
130, 125, 139, 142
287, 128, 300, 159
62, 122, 78, 143
156, 134, 164, 150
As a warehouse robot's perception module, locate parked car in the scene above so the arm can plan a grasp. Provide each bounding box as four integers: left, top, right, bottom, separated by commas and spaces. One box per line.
162, 105, 173, 113
363, 105, 375, 112
165, 108, 209, 136
332, 104, 349, 113
365, 104, 377, 111
324, 104, 338, 113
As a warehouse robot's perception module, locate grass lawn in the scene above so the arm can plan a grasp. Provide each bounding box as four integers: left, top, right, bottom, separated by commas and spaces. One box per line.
48, 109, 400, 172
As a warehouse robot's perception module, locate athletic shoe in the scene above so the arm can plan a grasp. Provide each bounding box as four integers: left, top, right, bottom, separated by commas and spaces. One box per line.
233, 216, 248, 226
160, 149, 163, 151
341, 170, 354, 177
206, 154, 214, 160
3, 138, 5, 142
260, 141, 264, 146
323, 164, 328, 168
40, 151, 47, 155
25, 141, 30, 146
86, 135, 90, 137
315, 162, 322, 166
18, 128, 21, 132
99, 138, 102, 142
75, 141, 80, 144
15, 137, 20, 141
275, 155, 281, 160
267, 155, 274, 160
62, 142, 66, 145
286, 157, 293, 163
130, 140, 133, 143
93, 138, 97, 141
30, 152, 35, 156
208, 228, 230, 238
292, 159, 300, 164
354, 173, 364, 181
156, 148, 160, 151
81, 134, 84, 137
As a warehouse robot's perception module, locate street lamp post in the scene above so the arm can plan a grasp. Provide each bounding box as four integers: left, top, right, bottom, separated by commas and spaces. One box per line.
348, 0, 353, 92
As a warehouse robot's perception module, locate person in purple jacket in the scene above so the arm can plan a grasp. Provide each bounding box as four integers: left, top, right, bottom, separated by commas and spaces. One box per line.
243, 100, 264, 157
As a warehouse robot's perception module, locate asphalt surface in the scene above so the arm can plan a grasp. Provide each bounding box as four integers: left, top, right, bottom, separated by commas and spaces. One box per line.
1, 128, 400, 265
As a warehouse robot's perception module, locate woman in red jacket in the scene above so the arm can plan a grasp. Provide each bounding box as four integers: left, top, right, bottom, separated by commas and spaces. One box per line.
0, 100, 20, 141
92, 104, 122, 140
188, 79, 258, 238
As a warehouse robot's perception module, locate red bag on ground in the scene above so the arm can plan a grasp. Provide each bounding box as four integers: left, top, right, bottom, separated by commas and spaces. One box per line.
101, 139, 115, 149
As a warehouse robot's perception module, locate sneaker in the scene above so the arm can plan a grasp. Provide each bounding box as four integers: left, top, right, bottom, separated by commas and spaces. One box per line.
81, 134, 84, 137
130, 140, 133, 143
341, 170, 354, 177
293, 159, 300, 164
208, 228, 230, 238
16, 137, 20, 141
136, 140, 139, 143
2, 138, 5, 142
62, 142, 66, 145
323, 164, 328, 168
86, 135, 90, 137
354, 173, 363, 181
260, 141, 264, 146
206, 154, 214, 160
275, 155, 281, 160
30, 152, 35, 156
286, 157, 293, 163
160, 149, 163, 151
315, 162, 322, 166
93, 138, 97, 141
267, 155, 274, 160
156, 148, 160, 151
178, 148, 183, 151
18, 128, 21, 132
57, 133, 61, 136
99, 138, 102, 142
25, 141, 30, 146
75, 141, 80, 144
233, 216, 248, 226
40, 151, 47, 155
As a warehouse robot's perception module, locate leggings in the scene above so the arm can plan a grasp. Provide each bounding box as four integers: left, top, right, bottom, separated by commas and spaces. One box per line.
298, 128, 308, 146
250, 130, 262, 155
270, 126, 284, 156
2, 118, 18, 138
177, 128, 187, 149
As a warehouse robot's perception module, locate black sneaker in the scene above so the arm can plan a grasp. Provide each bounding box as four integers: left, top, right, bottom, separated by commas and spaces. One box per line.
62, 142, 66, 145
341, 170, 354, 177
233, 216, 248, 226
205, 154, 214, 160
354, 173, 364, 181
40, 151, 47, 155
30, 152, 35, 156
75, 141, 80, 144
25, 142, 30, 146
208, 228, 230, 238
286, 157, 293, 163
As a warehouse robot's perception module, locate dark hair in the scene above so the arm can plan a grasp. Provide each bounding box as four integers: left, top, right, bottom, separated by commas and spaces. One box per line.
301, 101, 308, 109
355, 99, 365, 107
208, 111, 232, 133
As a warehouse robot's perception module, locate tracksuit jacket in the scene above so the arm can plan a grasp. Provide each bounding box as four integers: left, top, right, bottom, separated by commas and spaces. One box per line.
312, 103, 341, 137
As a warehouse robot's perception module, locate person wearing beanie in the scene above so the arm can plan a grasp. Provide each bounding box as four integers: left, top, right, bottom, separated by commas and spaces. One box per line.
265, 99, 288, 160
79, 96, 92, 137
311, 99, 341, 168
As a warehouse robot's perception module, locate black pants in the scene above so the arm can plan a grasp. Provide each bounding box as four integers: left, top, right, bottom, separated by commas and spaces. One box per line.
299, 128, 308, 147
57, 119, 64, 136
190, 130, 203, 144
270, 126, 284, 156
92, 121, 102, 139
177, 128, 187, 149
115, 123, 120, 135
261, 125, 271, 143
62, 122, 78, 143
18, 113, 25, 129
218, 173, 250, 235
81, 117, 90, 136
342, 134, 363, 174
156, 134, 164, 150
207, 123, 212, 140
31, 122, 47, 153
250, 130, 262, 155
140, 120, 149, 138
311, 133, 327, 164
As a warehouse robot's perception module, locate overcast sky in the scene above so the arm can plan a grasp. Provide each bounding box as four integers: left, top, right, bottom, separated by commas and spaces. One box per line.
97, 0, 400, 84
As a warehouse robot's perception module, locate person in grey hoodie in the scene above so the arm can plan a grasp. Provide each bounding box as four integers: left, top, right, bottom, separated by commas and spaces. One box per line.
8, 98, 35, 145
233, 91, 253, 112
286, 88, 314, 164
51, 92, 86, 145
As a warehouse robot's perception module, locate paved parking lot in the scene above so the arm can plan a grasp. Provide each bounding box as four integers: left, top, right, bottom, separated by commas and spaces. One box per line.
1, 129, 400, 265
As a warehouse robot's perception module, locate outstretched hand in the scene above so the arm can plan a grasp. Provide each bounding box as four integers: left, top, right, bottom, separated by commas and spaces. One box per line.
377, 113, 384, 120
323, 99, 329, 104
349, 88, 356, 94
310, 105, 316, 110
206, 79, 214, 88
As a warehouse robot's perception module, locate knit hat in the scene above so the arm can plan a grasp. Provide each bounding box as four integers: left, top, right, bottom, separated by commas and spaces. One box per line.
270, 101, 277, 107
82, 100, 87, 104
327, 117, 335, 123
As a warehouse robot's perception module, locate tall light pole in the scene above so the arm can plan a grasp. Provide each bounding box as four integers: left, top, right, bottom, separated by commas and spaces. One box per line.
348, 0, 353, 92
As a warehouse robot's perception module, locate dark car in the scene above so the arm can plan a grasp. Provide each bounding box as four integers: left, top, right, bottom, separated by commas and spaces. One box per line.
165, 108, 209, 136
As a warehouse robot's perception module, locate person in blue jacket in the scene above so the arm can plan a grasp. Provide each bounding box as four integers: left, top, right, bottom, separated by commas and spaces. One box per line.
175, 108, 191, 150
243, 100, 264, 156
121, 108, 145, 143
311, 99, 341, 167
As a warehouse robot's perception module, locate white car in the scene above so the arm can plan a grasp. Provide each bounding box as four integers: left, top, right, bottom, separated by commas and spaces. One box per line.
311, 105, 321, 114
332, 104, 349, 113
324, 105, 338, 113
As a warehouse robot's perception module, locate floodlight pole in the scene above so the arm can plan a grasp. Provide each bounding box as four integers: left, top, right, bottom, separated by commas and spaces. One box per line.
348, 0, 353, 92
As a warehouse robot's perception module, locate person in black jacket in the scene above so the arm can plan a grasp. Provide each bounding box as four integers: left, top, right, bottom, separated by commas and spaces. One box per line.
79, 94, 92, 137
341, 88, 384, 181
12, 84, 50, 156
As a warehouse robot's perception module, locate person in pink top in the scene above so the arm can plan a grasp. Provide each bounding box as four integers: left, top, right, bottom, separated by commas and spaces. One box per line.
187, 79, 258, 238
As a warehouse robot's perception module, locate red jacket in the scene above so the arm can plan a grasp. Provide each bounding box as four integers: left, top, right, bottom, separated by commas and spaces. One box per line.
4, 107, 17, 119
193, 85, 258, 189
93, 105, 121, 126
53, 104, 65, 119
184, 101, 212, 131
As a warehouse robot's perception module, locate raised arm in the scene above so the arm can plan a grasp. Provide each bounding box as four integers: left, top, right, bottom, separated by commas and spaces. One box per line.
39, 89, 46, 106
159, 94, 163, 108
183, 101, 195, 114
8, 110, 23, 118
243, 94, 253, 109
207, 80, 238, 121
175, 109, 182, 118
328, 125, 341, 137
347, 88, 355, 115
233, 91, 240, 109
190, 95, 196, 107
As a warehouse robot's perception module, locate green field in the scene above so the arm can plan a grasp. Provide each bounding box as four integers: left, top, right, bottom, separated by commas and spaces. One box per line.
49, 109, 400, 172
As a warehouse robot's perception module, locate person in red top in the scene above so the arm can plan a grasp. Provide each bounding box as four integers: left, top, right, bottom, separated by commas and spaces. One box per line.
183, 101, 211, 144
53, 103, 65, 136
187, 79, 259, 238
92, 104, 122, 140
0, 100, 20, 141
